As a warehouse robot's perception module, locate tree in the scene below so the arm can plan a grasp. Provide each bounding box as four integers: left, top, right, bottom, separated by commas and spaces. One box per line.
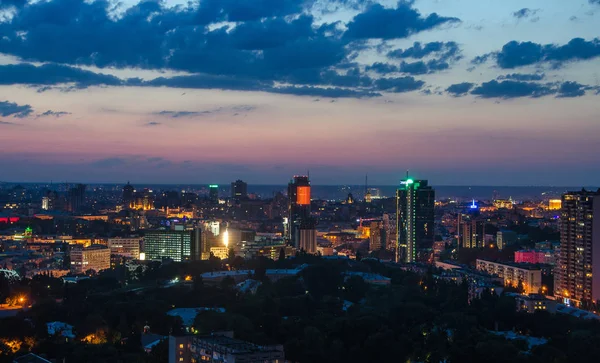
279, 248, 286, 261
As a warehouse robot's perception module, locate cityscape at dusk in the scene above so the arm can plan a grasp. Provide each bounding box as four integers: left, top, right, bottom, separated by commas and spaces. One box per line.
1, 1, 600, 363
1, 0, 600, 184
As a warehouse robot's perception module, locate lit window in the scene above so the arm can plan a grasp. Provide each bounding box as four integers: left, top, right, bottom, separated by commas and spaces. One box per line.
180, 344, 184, 349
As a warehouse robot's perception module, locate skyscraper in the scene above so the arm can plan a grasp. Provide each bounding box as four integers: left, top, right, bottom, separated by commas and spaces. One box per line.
122, 182, 134, 205
68, 184, 86, 213
288, 175, 312, 248
555, 189, 600, 308
143, 226, 204, 262
231, 180, 248, 200
396, 178, 435, 263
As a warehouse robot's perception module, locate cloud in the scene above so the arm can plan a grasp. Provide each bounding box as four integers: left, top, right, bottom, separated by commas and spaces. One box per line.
365, 62, 399, 74
38, 110, 71, 118
399, 61, 429, 75
156, 110, 214, 118
0, 100, 33, 118
272, 86, 380, 98
512, 8, 540, 20
471, 80, 556, 99
498, 73, 545, 81
486, 38, 600, 69
344, 3, 459, 39
446, 83, 474, 96
144, 121, 162, 127
0, 63, 123, 87
387, 41, 460, 61
0, 121, 17, 125
556, 81, 588, 98
374, 77, 425, 93
590, 0, 600, 5
0, 0, 26, 9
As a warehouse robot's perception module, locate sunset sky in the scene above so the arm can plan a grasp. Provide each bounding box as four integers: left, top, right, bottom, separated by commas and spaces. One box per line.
1, 0, 599, 185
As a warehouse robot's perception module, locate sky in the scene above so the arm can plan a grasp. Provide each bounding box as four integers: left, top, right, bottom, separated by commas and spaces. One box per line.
0, 0, 599, 186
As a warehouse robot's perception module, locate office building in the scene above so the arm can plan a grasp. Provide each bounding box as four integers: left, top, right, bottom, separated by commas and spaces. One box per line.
548, 199, 562, 211
497, 230, 518, 250
143, 226, 204, 262
107, 237, 141, 259
68, 184, 86, 212
231, 180, 248, 200
209, 185, 219, 203
555, 189, 600, 307
168, 332, 284, 363
396, 178, 435, 263
476, 259, 542, 294
122, 182, 135, 205
288, 175, 312, 248
70, 245, 110, 274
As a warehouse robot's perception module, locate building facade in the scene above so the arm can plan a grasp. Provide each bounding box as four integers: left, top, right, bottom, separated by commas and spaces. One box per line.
143, 226, 204, 262
107, 237, 141, 259
70, 244, 110, 274
288, 175, 312, 248
231, 180, 248, 200
555, 189, 600, 307
476, 259, 542, 294
396, 178, 435, 263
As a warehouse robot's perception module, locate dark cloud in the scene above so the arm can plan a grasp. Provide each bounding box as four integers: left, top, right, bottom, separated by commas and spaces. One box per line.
38, 110, 71, 117
344, 3, 459, 39
156, 111, 214, 118
197, 0, 312, 23
470, 80, 555, 98
512, 8, 539, 19
491, 38, 600, 69
387, 41, 460, 61
471, 54, 491, 65
0, 63, 122, 87
498, 73, 545, 81
0, 121, 17, 125
0, 100, 33, 118
590, 0, 600, 5
374, 77, 425, 93
272, 86, 380, 98
144, 122, 161, 127
446, 83, 474, 96
556, 81, 588, 98
399, 61, 428, 75
143, 74, 272, 92
365, 62, 399, 74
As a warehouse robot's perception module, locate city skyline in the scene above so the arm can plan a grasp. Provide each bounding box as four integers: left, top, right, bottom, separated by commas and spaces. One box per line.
1, 0, 600, 185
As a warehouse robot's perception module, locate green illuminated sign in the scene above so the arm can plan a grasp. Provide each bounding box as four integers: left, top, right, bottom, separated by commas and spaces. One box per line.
209, 185, 219, 188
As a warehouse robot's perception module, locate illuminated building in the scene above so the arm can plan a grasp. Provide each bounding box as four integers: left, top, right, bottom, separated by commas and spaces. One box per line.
555, 189, 600, 307
288, 175, 312, 247
107, 238, 141, 259
209, 184, 219, 203
130, 188, 154, 210
70, 245, 111, 274
42, 190, 57, 211
494, 198, 514, 209
231, 179, 248, 200
515, 250, 556, 265
143, 226, 204, 262
298, 226, 317, 254
460, 216, 486, 249
396, 178, 435, 263
476, 259, 542, 294
548, 199, 562, 211
210, 246, 229, 259
369, 221, 386, 251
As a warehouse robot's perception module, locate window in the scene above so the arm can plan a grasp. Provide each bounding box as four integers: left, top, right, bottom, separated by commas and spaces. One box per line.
180, 344, 184, 349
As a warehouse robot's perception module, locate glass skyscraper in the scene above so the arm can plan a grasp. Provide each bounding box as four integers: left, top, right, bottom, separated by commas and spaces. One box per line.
396, 178, 435, 263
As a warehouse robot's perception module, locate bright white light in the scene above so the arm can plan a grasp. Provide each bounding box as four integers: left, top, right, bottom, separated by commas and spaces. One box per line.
223, 229, 229, 248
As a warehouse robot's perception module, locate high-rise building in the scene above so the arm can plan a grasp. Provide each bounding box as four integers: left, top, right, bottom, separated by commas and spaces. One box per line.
497, 230, 518, 250
68, 184, 86, 212
143, 226, 204, 262
555, 189, 600, 307
298, 225, 317, 253
369, 221, 386, 251
70, 244, 111, 274
231, 179, 248, 200
209, 185, 219, 203
122, 182, 134, 205
288, 175, 312, 248
396, 178, 435, 263
460, 216, 486, 249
